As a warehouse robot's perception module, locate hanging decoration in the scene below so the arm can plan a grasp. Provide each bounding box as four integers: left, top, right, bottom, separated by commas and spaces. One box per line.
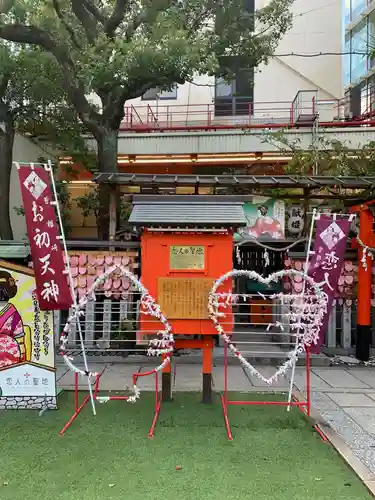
263, 249, 270, 267
234, 237, 307, 267
208, 268, 328, 385
357, 236, 374, 270
60, 265, 174, 403
235, 245, 242, 266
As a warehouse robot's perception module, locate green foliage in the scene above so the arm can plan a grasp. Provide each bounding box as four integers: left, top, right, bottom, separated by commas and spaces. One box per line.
0, 0, 295, 237
0, 39, 92, 239
75, 187, 100, 226
75, 186, 132, 233
262, 130, 375, 177
258, 130, 375, 205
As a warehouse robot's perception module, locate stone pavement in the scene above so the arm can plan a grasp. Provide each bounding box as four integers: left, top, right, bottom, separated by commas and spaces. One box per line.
57, 361, 375, 481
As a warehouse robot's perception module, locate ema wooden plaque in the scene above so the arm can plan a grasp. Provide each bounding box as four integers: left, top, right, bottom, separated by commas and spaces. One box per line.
158, 278, 213, 319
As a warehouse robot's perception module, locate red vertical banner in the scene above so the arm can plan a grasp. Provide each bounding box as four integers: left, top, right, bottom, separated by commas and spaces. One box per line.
18, 165, 73, 310
307, 215, 352, 353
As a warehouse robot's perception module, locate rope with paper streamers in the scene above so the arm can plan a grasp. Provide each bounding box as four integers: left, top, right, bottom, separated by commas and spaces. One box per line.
208, 268, 328, 385
356, 236, 375, 271
59, 265, 174, 403
235, 237, 307, 268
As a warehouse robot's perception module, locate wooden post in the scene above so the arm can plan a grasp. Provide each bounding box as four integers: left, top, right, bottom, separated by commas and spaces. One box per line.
357, 208, 373, 361
109, 186, 117, 251
202, 338, 213, 404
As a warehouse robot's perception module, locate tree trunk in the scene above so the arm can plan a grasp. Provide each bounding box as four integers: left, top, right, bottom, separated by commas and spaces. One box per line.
0, 117, 15, 240
96, 127, 119, 240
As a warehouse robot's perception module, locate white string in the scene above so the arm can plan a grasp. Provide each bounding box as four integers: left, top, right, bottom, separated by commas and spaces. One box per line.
208, 269, 328, 386
44, 160, 97, 416
287, 208, 316, 409
59, 265, 174, 403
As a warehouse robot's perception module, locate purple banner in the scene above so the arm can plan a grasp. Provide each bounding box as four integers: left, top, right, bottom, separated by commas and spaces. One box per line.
308, 215, 352, 353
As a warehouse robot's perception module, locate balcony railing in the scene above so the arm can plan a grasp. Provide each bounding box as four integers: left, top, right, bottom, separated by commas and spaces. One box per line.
122, 92, 345, 132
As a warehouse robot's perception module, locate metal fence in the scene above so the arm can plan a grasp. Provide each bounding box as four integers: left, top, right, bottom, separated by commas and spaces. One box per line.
53, 292, 368, 357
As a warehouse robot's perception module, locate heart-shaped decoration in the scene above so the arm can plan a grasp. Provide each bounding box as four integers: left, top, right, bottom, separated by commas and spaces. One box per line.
208, 269, 328, 385
60, 265, 174, 402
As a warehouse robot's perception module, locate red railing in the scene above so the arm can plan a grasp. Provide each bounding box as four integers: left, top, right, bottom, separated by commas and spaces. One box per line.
121, 92, 375, 133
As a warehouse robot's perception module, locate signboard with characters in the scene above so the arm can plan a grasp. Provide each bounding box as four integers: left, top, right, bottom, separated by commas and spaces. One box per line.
235, 197, 285, 241
0, 261, 56, 410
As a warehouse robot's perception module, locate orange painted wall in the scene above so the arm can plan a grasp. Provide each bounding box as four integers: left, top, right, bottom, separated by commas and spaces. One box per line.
140, 231, 233, 336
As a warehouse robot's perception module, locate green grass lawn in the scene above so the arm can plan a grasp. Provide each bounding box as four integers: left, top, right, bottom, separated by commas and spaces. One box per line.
0, 392, 370, 500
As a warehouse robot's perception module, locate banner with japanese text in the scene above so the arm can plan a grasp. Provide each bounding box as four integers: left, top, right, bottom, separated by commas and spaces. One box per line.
308, 215, 352, 353
18, 166, 72, 311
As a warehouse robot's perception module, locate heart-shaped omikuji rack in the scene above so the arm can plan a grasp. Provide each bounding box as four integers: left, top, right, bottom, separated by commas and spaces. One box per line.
208, 269, 328, 385
59, 265, 175, 403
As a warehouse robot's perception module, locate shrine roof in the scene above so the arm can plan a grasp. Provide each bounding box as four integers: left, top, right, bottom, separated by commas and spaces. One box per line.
0, 241, 30, 259
93, 173, 375, 189
129, 196, 247, 227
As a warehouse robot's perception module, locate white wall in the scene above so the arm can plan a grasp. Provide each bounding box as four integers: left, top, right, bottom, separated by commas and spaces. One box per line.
125, 0, 342, 122
261, 0, 342, 100
10, 134, 54, 241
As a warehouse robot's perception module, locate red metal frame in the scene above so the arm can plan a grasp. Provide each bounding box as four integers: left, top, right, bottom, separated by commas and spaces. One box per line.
220, 342, 327, 441
60, 366, 164, 438
120, 94, 375, 133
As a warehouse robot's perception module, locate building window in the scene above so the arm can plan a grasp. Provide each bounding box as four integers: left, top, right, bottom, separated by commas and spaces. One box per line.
142, 85, 177, 100
344, 34, 351, 87
369, 10, 375, 69
350, 21, 368, 83
214, 69, 254, 116
352, 0, 366, 20
343, 0, 351, 26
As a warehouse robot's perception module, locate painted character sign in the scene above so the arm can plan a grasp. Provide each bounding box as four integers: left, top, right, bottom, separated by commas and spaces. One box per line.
247, 204, 284, 240
0, 261, 57, 410
0, 271, 29, 368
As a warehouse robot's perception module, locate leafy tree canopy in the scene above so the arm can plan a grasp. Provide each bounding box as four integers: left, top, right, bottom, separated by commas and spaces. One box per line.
0, 0, 294, 139
0, 0, 295, 237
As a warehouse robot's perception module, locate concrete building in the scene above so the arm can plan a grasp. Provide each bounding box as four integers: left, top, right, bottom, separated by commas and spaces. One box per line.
125, 0, 343, 128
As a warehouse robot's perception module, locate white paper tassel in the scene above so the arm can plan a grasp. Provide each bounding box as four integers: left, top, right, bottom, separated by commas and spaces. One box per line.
59, 265, 175, 404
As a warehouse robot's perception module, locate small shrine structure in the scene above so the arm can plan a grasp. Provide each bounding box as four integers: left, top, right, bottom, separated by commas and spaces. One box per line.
129, 195, 247, 402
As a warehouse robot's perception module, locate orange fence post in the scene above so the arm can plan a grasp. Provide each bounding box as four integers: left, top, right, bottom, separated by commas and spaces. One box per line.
357, 208, 373, 361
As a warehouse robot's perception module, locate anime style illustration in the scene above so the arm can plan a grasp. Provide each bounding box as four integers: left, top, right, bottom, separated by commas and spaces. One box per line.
0, 271, 32, 368
246, 204, 284, 240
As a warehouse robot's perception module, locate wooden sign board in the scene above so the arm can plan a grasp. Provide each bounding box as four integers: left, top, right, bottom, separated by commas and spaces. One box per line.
158, 278, 213, 319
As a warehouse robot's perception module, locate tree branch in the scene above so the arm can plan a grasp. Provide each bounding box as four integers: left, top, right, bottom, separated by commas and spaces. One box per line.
70, 0, 98, 45
0, 23, 101, 131
0, 72, 10, 99
104, 0, 128, 37
52, 0, 81, 49
81, 0, 106, 24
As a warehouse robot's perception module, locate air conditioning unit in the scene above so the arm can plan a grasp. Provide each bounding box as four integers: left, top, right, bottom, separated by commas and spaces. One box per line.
344, 96, 353, 119
344, 86, 361, 119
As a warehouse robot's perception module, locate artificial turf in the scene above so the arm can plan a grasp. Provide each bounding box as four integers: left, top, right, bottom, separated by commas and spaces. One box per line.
0, 391, 370, 500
